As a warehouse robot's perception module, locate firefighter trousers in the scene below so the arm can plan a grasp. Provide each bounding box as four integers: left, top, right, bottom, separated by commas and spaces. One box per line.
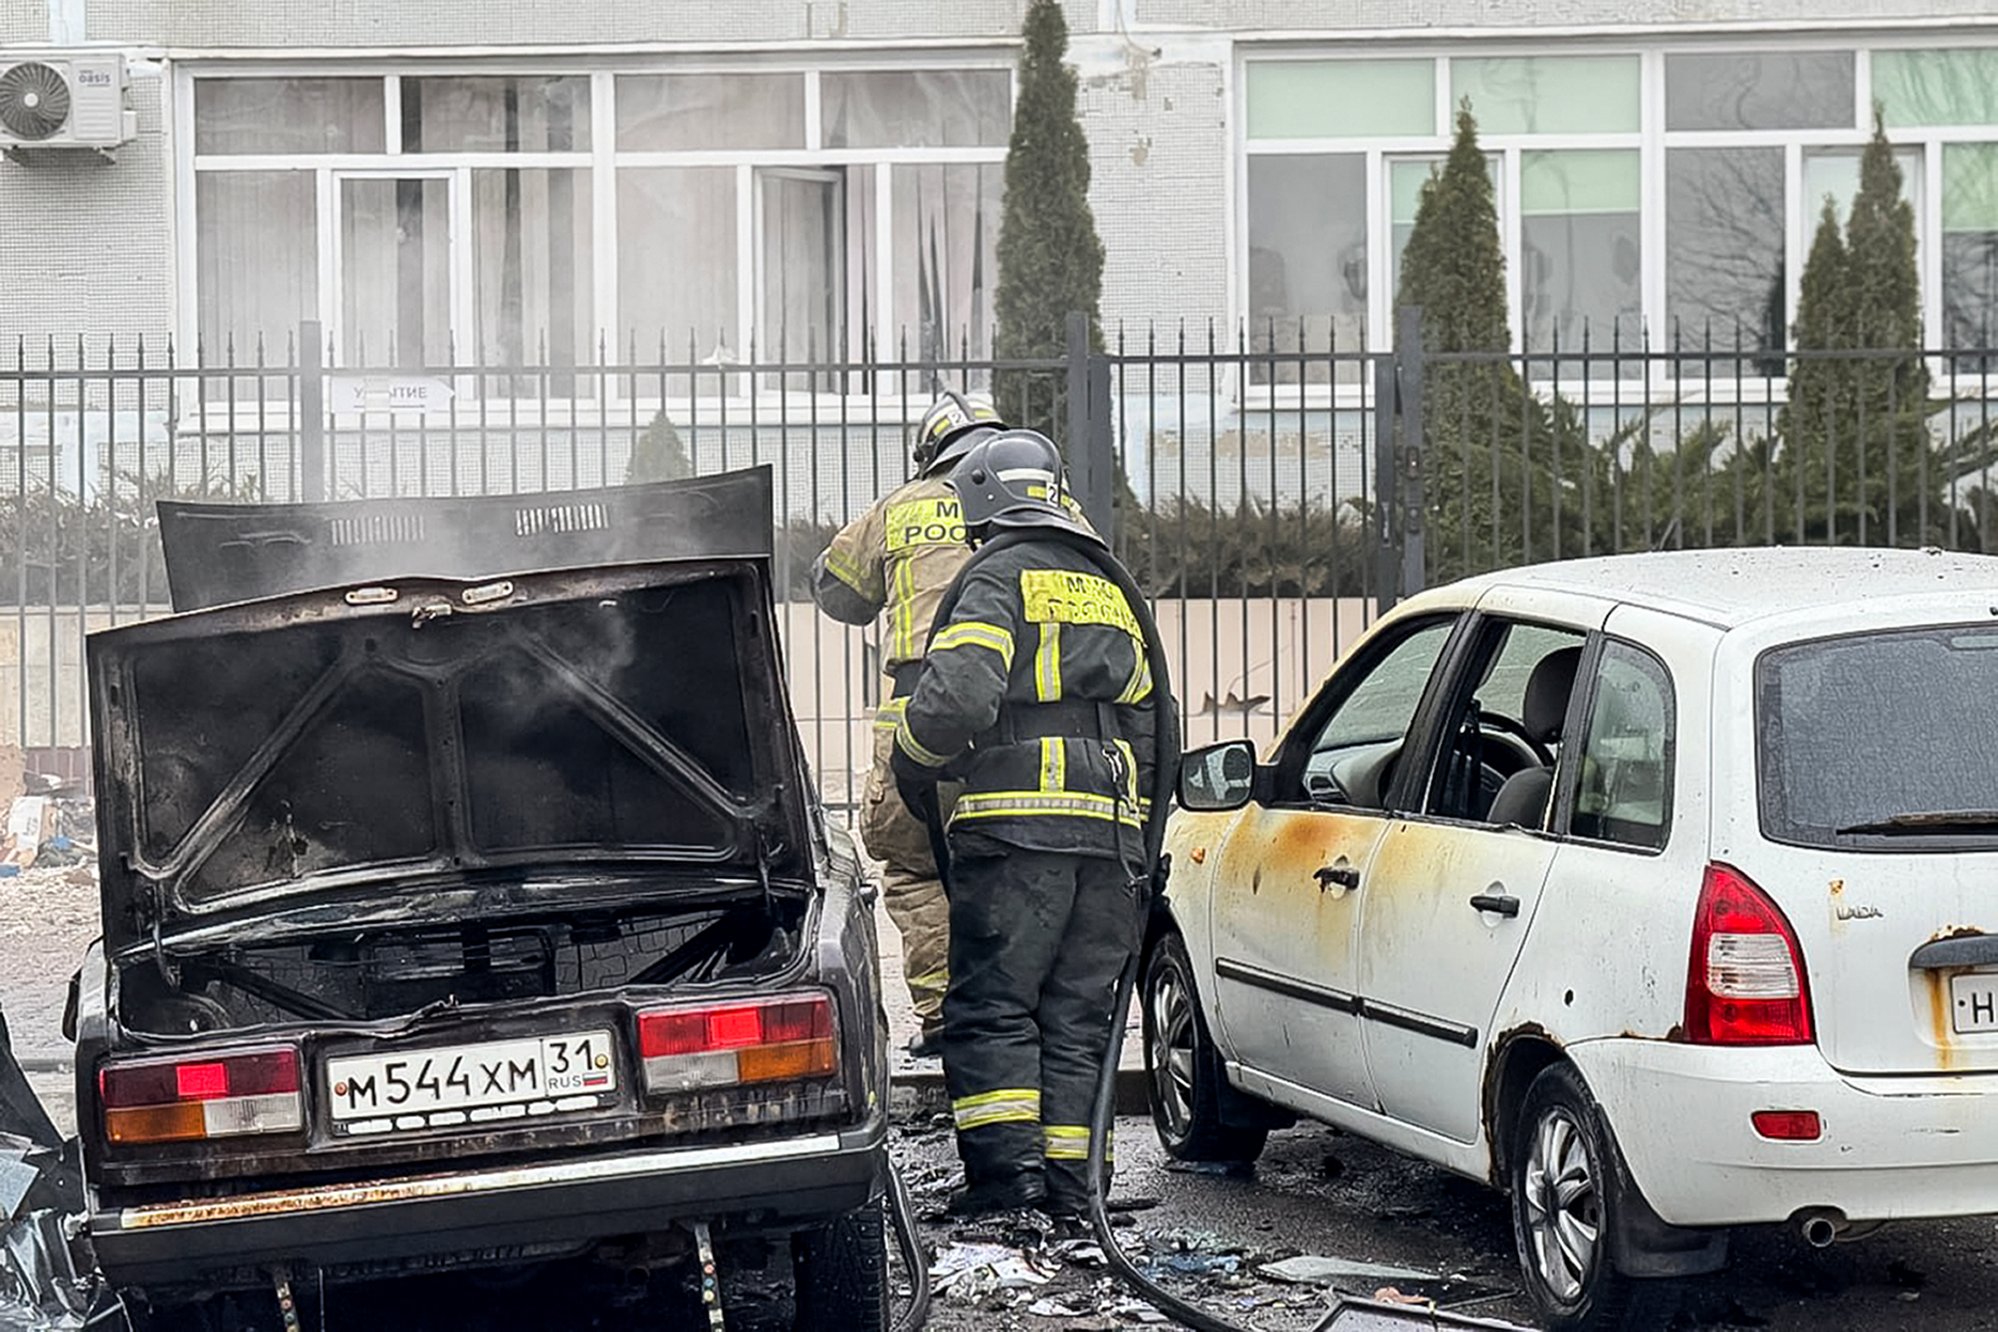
860, 705, 950, 1029
943, 844, 1139, 1208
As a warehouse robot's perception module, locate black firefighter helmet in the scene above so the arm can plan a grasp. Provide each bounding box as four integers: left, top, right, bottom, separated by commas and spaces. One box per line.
946, 429, 1101, 545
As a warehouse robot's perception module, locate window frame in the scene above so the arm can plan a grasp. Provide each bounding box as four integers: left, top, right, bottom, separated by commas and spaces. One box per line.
1550, 633, 1677, 856
176, 54, 1016, 386
1235, 31, 1998, 400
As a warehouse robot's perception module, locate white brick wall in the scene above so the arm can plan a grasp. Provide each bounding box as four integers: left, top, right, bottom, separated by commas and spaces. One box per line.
0, 60, 173, 347
1077, 34, 1232, 334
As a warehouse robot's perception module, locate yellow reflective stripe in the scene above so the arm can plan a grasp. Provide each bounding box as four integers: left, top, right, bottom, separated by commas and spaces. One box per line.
1035, 623, 1063, 702
1043, 1125, 1112, 1162
952, 1088, 1042, 1132
821, 547, 869, 595
895, 715, 950, 769
1117, 651, 1152, 705
950, 791, 1150, 826
931, 621, 1016, 669
1039, 738, 1068, 793
890, 556, 919, 660
873, 697, 908, 732
907, 967, 950, 989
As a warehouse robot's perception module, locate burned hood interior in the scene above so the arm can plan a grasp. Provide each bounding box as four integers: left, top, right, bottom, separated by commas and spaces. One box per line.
88, 560, 813, 953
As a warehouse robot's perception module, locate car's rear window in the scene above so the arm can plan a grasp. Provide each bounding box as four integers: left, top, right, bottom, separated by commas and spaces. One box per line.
1758, 625, 1998, 849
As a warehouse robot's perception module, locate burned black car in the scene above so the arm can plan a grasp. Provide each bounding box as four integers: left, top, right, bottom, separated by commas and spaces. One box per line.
67, 469, 889, 1323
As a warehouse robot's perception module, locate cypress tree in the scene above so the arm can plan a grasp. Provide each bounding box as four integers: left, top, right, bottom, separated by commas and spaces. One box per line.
623, 409, 692, 484
1398, 104, 1584, 580
992, 0, 1104, 443
1781, 109, 1950, 545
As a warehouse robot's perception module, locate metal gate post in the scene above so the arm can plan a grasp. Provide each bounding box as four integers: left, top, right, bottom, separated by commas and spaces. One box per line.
299, 320, 326, 503
1395, 305, 1426, 602
1372, 353, 1400, 615
1064, 311, 1115, 538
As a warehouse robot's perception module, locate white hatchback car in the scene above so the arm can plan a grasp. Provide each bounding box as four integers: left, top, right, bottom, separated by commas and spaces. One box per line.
1146, 548, 1998, 1330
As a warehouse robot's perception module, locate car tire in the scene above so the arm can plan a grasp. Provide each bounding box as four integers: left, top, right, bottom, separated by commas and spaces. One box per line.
1509, 1063, 1676, 1332
1142, 930, 1268, 1164
792, 1200, 890, 1332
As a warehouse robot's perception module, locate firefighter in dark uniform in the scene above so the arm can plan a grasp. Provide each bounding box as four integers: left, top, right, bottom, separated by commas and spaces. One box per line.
892, 428, 1161, 1219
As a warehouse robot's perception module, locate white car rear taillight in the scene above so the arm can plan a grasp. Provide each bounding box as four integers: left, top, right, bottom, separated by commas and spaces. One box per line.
1686, 863, 1814, 1045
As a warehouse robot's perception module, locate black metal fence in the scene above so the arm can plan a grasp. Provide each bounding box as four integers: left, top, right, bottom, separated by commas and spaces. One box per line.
7, 312, 1998, 793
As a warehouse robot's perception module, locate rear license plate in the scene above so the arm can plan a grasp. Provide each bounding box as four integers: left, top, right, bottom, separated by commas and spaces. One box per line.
1950, 975, 1998, 1034
326, 1030, 618, 1136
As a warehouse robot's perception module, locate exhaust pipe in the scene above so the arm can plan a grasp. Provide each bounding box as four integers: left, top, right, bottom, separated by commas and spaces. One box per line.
1795, 1208, 1847, 1248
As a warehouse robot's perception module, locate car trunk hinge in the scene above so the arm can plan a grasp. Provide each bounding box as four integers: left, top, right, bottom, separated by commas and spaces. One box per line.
755, 831, 776, 920
692, 1221, 726, 1331
142, 871, 178, 987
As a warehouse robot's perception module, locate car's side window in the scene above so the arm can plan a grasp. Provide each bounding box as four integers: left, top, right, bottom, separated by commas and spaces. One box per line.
1424, 618, 1587, 827
1567, 641, 1675, 851
1291, 619, 1454, 808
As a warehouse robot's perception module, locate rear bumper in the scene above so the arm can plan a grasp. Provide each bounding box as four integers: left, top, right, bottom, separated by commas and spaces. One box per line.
91, 1115, 886, 1292
1573, 1039, 1998, 1227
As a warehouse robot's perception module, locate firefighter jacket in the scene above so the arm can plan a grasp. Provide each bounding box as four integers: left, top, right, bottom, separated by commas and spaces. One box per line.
893, 538, 1158, 858
810, 475, 972, 677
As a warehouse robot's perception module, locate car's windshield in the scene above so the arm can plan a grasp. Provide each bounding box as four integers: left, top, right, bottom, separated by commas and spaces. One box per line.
1759, 625, 1998, 848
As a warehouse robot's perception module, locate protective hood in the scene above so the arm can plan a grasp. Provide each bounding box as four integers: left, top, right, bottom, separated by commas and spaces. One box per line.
90, 469, 813, 953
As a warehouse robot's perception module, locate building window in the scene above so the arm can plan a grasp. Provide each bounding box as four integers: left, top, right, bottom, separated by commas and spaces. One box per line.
1665, 147, 1785, 353
1875, 49, 1998, 129
1522, 149, 1641, 364
1663, 51, 1856, 132
404, 76, 591, 152
1945, 144, 1998, 349
1451, 56, 1641, 136
1239, 40, 1998, 370
193, 77, 385, 155
615, 73, 804, 151
188, 63, 1008, 380
618, 167, 739, 359
821, 70, 1011, 148
1247, 154, 1366, 380
195, 172, 317, 359
1245, 59, 1436, 140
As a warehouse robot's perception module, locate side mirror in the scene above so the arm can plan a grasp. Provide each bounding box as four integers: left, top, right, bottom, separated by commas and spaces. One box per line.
61, 971, 80, 1043
1179, 739, 1258, 812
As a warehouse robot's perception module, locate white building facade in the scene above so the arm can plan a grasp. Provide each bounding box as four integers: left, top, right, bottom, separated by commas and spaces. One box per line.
3, 1, 1998, 367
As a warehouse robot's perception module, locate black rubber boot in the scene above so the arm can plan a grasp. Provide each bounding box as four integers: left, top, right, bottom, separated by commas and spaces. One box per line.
945, 1170, 1047, 1219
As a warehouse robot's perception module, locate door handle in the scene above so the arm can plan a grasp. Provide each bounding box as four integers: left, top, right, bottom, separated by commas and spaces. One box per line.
1315, 864, 1361, 892
1470, 892, 1521, 918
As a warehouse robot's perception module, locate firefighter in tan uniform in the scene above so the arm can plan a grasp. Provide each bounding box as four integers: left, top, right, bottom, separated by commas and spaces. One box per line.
810, 392, 1006, 1056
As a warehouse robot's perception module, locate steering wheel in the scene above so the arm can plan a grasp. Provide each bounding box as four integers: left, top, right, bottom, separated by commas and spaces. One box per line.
1477, 708, 1553, 769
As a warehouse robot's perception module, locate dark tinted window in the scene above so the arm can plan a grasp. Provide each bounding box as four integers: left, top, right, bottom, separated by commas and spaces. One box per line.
1759, 627, 1998, 848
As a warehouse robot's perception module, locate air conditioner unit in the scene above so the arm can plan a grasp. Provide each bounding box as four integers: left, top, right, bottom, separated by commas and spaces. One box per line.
0, 53, 137, 155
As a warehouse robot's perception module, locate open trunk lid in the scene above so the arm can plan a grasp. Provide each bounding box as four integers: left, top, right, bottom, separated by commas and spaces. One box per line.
1741, 612, 1998, 1076
89, 468, 814, 952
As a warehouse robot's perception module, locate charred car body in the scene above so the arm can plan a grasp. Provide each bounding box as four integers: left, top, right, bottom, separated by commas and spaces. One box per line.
66, 469, 890, 1321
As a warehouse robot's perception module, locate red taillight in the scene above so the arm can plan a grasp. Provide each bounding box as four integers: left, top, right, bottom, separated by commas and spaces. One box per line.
1686, 863, 1814, 1046
99, 1047, 304, 1145
636, 994, 838, 1093
1752, 1110, 1823, 1142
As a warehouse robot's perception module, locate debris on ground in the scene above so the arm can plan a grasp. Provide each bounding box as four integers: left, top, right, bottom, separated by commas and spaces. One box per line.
1260, 1254, 1440, 1287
